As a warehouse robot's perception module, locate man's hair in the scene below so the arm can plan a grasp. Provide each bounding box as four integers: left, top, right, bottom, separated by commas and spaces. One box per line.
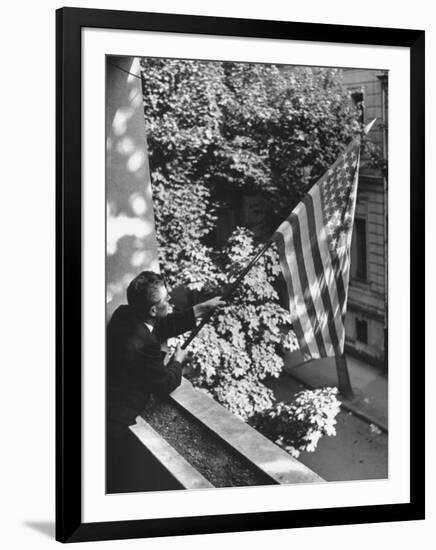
127, 271, 165, 317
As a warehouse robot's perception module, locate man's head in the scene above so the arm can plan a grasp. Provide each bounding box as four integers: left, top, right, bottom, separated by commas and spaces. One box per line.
127, 271, 171, 322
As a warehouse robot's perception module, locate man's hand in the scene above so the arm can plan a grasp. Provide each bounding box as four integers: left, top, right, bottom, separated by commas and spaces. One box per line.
174, 344, 189, 364
193, 296, 226, 321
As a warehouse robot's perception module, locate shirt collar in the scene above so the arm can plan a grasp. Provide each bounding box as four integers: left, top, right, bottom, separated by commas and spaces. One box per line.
144, 321, 154, 333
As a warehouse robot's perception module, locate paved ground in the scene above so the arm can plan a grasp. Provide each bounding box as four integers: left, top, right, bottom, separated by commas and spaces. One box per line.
265, 354, 388, 482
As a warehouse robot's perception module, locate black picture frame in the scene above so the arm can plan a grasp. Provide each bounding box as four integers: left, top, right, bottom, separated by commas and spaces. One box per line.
56, 6, 425, 543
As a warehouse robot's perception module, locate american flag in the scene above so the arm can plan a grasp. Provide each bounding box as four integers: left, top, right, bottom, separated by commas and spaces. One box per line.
273, 136, 362, 360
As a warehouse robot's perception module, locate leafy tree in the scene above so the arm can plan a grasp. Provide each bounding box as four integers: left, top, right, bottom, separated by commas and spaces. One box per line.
140, 58, 362, 288
215, 65, 362, 217
170, 228, 299, 420
140, 58, 359, 445
140, 58, 227, 290
250, 387, 341, 457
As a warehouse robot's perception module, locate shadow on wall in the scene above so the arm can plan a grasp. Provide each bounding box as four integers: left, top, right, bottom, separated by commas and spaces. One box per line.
106, 56, 159, 319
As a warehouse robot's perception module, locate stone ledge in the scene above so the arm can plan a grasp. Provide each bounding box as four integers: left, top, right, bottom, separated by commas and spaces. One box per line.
169, 378, 324, 485
129, 416, 214, 490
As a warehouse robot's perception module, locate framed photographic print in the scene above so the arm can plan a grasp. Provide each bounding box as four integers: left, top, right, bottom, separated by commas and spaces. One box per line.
56, 7, 425, 543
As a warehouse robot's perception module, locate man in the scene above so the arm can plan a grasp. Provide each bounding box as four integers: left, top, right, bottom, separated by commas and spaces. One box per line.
106, 270, 224, 493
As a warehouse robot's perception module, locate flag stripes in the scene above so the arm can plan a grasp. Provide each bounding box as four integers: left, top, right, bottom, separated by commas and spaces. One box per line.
303, 193, 341, 354
288, 211, 328, 357
274, 137, 361, 360
276, 223, 320, 357
309, 186, 344, 348
275, 232, 312, 359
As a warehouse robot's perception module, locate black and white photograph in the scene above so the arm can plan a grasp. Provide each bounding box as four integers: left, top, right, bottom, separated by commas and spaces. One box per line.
0, 0, 431, 547
51, 5, 425, 544
105, 55, 389, 494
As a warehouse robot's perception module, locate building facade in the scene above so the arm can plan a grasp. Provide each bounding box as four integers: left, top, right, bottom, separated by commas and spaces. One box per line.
342, 69, 388, 367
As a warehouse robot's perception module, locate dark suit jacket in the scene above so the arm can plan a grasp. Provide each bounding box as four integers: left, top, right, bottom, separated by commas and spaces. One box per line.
107, 305, 196, 435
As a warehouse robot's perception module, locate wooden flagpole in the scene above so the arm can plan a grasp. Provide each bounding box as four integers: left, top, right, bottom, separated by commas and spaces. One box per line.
181, 238, 273, 349
335, 355, 353, 399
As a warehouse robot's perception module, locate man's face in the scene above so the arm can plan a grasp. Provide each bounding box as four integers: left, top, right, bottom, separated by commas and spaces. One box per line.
152, 285, 172, 318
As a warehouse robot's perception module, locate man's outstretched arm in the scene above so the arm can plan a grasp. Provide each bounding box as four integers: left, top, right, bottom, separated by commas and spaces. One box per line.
154, 296, 225, 341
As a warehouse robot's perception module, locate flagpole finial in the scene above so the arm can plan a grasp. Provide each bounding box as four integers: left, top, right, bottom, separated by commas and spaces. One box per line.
363, 118, 377, 135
